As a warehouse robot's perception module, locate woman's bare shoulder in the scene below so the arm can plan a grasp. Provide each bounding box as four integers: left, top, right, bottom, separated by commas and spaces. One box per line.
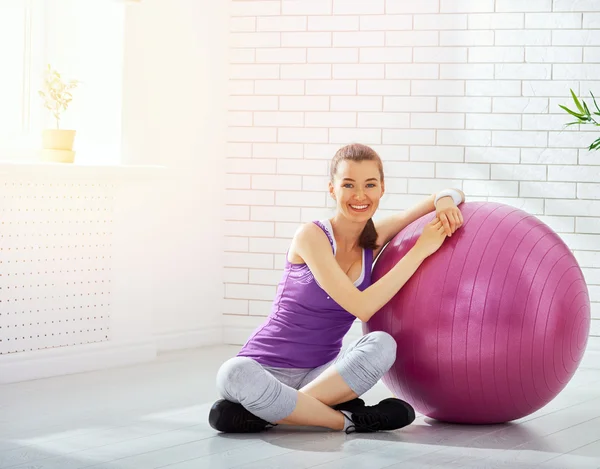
288, 222, 328, 264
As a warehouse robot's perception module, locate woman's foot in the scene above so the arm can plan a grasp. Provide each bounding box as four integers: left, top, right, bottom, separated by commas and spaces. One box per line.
208, 399, 275, 433
344, 397, 416, 433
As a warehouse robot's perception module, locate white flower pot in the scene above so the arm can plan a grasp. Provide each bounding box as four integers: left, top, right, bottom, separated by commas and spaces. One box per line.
42, 129, 76, 150
41, 129, 76, 163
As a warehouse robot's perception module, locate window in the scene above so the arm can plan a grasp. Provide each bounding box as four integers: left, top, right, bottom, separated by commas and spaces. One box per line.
0, 1, 39, 157
0, 0, 126, 165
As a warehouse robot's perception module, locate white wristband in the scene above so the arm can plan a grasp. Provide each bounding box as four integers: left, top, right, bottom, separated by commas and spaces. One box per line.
434, 189, 462, 208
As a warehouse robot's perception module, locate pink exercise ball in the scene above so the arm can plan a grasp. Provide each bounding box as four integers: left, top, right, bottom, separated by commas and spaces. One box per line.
364, 201, 590, 424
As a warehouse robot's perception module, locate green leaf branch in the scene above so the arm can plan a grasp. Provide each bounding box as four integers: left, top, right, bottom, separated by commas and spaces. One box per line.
38, 64, 79, 129
559, 88, 600, 151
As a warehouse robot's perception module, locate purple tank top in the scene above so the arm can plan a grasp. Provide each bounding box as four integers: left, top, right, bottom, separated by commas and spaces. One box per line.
237, 219, 373, 369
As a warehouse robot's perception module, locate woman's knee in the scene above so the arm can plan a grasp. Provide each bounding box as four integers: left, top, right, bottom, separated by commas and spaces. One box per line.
216, 356, 261, 401
366, 331, 397, 372
335, 331, 397, 396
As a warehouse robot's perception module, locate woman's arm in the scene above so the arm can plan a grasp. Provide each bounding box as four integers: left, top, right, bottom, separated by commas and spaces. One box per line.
374, 194, 435, 253
292, 222, 432, 322
374, 188, 465, 257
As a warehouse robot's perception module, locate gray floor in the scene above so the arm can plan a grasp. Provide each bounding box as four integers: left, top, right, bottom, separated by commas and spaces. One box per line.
1, 345, 599, 469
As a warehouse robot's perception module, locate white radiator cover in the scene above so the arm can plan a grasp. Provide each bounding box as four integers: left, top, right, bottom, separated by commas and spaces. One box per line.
0, 165, 173, 384
1, 180, 114, 355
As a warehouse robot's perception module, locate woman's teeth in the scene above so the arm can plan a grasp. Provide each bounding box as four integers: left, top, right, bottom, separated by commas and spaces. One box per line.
350, 204, 369, 211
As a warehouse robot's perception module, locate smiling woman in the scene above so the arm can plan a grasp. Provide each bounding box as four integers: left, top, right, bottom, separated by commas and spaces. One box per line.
209, 142, 466, 435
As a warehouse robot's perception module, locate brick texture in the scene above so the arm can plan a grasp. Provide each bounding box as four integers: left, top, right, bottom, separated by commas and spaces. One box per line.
226, 0, 600, 339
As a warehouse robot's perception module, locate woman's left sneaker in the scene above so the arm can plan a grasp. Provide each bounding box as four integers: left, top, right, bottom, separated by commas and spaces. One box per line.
208, 399, 274, 433
344, 397, 416, 433
333, 397, 365, 413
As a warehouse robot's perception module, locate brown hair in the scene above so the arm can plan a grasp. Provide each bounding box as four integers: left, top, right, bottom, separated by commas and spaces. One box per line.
330, 143, 384, 251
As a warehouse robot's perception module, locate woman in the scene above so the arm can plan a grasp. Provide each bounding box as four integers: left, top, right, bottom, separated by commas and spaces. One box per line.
210, 143, 465, 434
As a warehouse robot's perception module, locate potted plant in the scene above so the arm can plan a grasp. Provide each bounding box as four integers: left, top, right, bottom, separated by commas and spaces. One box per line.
38, 64, 79, 163
560, 88, 600, 151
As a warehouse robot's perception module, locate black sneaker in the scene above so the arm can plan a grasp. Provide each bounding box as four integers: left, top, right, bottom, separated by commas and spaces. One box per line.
344, 397, 416, 433
333, 397, 365, 413
208, 399, 274, 433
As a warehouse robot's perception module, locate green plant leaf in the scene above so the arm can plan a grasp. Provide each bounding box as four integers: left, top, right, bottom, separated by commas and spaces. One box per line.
571, 88, 585, 113
591, 91, 600, 114
583, 100, 591, 117
589, 137, 600, 151
559, 104, 586, 120
564, 121, 581, 127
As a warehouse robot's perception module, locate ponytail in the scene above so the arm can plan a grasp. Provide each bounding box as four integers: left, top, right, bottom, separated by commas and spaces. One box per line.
359, 218, 379, 250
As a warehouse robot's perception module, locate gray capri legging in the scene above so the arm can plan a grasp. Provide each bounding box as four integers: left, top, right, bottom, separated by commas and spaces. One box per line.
215, 331, 397, 424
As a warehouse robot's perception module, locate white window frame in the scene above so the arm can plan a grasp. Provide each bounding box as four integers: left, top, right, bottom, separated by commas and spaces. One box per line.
0, 0, 46, 161
1, 0, 127, 165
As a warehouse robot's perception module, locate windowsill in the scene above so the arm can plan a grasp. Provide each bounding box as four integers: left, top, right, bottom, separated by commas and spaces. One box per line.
0, 160, 168, 180
0, 145, 168, 181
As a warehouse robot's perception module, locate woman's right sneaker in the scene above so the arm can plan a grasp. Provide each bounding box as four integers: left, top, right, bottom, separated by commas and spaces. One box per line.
344, 397, 416, 434
208, 399, 274, 433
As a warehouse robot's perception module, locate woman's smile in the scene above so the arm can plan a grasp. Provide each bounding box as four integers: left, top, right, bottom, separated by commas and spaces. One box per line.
349, 203, 370, 213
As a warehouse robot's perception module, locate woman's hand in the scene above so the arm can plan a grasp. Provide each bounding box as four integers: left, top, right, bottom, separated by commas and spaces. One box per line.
435, 196, 463, 237
414, 218, 448, 258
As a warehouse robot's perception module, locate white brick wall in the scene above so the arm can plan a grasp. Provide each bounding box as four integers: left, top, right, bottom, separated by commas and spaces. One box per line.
225, 0, 600, 343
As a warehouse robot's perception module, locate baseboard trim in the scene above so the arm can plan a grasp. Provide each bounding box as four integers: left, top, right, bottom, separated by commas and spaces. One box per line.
155, 326, 223, 352
0, 326, 225, 384
0, 339, 157, 384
